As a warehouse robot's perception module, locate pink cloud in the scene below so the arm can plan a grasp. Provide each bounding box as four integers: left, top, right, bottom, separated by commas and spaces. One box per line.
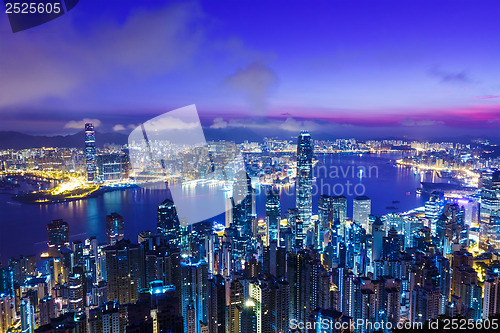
263, 104, 500, 129
474, 95, 500, 99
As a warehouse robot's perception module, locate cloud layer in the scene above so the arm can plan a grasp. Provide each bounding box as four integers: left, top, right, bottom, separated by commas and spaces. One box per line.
0, 2, 204, 109
224, 62, 278, 114
65, 118, 101, 129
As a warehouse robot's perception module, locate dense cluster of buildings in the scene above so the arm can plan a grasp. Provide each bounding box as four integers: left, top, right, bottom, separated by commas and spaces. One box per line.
0, 123, 129, 185
2, 130, 500, 332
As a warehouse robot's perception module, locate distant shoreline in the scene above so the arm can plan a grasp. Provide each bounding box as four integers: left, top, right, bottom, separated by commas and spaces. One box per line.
11, 183, 138, 204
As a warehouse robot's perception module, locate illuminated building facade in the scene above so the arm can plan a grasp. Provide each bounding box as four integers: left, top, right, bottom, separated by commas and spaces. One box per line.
353, 196, 371, 231
265, 187, 281, 245
157, 198, 180, 247
106, 212, 124, 246
296, 131, 313, 231
85, 123, 97, 183
46, 219, 69, 254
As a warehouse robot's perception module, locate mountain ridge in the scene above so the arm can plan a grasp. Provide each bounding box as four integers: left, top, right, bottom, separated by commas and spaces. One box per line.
0, 131, 128, 149
0, 130, 498, 150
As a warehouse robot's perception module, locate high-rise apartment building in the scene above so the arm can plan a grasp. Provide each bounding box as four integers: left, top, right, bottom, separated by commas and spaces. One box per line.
228, 280, 244, 333
207, 275, 225, 333
20, 298, 34, 333
68, 266, 84, 314
0, 295, 15, 333
104, 240, 145, 304
181, 261, 208, 333
483, 275, 500, 319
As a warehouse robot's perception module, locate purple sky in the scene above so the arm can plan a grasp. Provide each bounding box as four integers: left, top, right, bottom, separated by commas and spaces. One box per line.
1, 0, 500, 138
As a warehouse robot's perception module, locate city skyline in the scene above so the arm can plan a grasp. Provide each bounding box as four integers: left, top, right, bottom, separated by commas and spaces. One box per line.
3, 1, 500, 332
2, 126, 500, 332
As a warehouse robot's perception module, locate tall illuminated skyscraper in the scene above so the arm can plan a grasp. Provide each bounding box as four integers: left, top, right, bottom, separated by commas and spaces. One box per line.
483, 275, 500, 319
296, 131, 313, 230
248, 280, 271, 333
0, 295, 15, 332
104, 240, 145, 305
317, 195, 332, 249
333, 195, 347, 237
232, 172, 253, 239
266, 187, 281, 245
287, 208, 303, 249
157, 199, 180, 247
353, 196, 371, 231
181, 261, 208, 333
207, 275, 226, 333
68, 266, 84, 314
228, 280, 244, 333
20, 297, 34, 333
85, 123, 97, 183
425, 191, 444, 235
318, 195, 333, 229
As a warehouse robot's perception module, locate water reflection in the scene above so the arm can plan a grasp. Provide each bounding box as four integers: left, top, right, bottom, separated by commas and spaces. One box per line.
1, 153, 433, 264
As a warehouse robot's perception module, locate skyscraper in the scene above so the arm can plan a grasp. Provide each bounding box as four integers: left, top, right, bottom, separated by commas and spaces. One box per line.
46, 219, 69, 254
97, 153, 124, 182
104, 240, 145, 304
287, 208, 303, 249
409, 286, 441, 323
181, 261, 208, 333
106, 213, 124, 246
371, 216, 385, 263
332, 195, 347, 236
20, 297, 34, 333
207, 275, 225, 333
483, 275, 500, 319
0, 295, 15, 333
228, 280, 244, 333
266, 187, 281, 245
249, 280, 272, 333
85, 123, 97, 183
232, 172, 254, 239
425, 191, 444, 234
318, 194, 333, 248
296, 131, 313, 230
68, 266, 84, 314
240, 301, 257, 332
353, 196, 371, 231
480, 169, 500, 191
157, 199, 180, 247
318, 195, 333, 229
88, 302, 127, 333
